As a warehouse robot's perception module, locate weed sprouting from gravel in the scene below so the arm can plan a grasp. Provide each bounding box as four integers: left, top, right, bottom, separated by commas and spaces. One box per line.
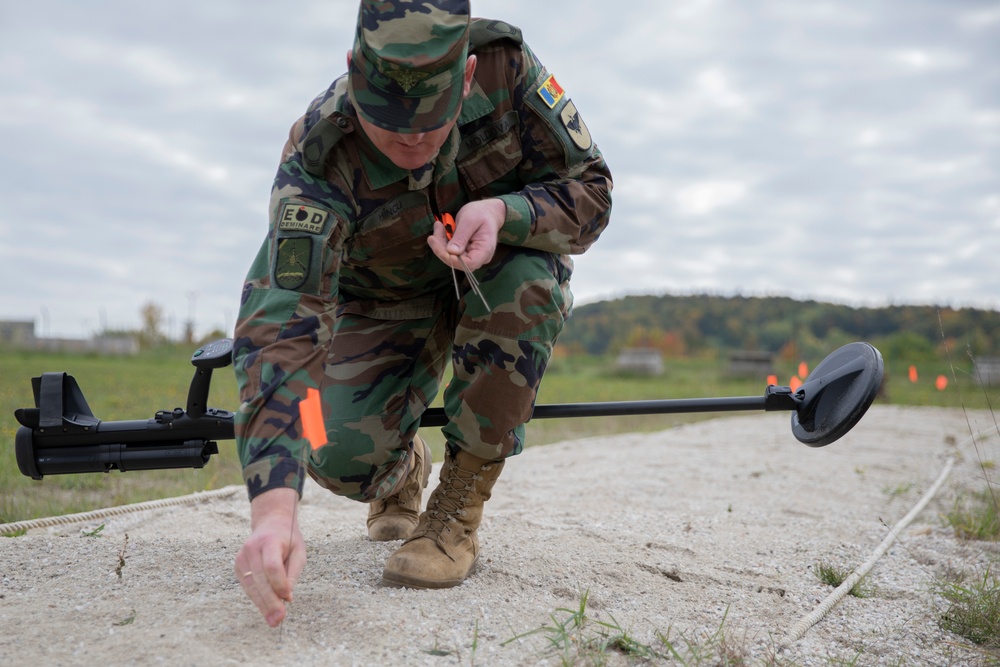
933, 322, 1000, 655
503, 589, 664, 665
934, 565, 1000, 656
814, 562, 876, 599
501, 594, 791, 666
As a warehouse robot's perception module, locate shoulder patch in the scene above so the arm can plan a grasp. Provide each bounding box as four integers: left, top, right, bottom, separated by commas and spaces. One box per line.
559, 100, 592, 151
271, 197, 342, 294
274, 238, 312, 291
468, 19, 522, 50
278, 202, 329, 234
536, 74, 565, 109
301, 114, 353, 177
524, 70, 595, 167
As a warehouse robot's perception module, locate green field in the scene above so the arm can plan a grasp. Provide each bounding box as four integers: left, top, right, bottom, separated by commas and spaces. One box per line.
1, 344, 995, 524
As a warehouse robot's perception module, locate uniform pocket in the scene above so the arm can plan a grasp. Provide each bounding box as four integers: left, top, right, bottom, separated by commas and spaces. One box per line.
345, 191, 433, 265
457, 110, 522, 192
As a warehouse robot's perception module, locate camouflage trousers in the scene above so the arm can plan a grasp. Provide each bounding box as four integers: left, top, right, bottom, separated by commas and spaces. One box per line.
308, 246, 573, 503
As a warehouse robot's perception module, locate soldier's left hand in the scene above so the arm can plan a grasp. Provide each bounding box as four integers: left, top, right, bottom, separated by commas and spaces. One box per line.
428, 198, 505, 271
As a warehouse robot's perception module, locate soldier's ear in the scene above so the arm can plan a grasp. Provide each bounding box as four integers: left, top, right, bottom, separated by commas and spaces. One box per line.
346, 50, 353, 70
462, 55, 477, 97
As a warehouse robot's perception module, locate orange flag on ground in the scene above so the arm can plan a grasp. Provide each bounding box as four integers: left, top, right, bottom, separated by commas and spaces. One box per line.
935, 375, 948, 391
789, 376, 802, 392
798, 362, 809, 379
766, 374, 778, 386
300, 387, 327, 450
908, 365, 918, 383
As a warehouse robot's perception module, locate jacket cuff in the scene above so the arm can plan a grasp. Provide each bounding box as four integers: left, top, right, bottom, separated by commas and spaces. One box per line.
497, 193, 532, 246
243, 455, 306, 501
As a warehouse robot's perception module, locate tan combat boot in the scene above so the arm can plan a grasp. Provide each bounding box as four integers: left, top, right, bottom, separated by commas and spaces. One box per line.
381, 448, 504, 588
367, 435, 432, 541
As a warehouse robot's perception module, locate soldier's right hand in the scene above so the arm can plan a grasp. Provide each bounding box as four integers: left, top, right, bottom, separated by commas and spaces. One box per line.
428, 198, 505, 272
234, 487, 306, 627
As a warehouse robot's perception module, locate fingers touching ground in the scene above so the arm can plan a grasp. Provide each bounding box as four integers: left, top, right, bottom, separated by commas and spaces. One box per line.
236, 488, 304, 627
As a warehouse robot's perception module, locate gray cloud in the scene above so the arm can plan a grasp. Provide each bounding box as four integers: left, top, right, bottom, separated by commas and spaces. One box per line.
1, 0, 997, 339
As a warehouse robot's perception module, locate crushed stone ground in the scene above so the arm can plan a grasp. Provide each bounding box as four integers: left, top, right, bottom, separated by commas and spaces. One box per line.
2, 405, 998, 666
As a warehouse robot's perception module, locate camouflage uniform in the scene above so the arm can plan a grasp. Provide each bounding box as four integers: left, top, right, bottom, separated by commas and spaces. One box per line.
234, 3, 612, 505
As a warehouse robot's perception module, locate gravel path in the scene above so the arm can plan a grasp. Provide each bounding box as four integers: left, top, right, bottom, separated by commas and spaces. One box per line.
2, 405, 998, 666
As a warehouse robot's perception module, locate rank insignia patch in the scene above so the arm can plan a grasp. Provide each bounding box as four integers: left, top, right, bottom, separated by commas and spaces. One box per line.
536, 74, 565, 109
275, 237, 312, 290
278, 203, 329, 234
559, 100, 592, 151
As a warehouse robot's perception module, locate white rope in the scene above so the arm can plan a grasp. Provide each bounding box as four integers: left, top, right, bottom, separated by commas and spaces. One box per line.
0, 485, 242, 535
782, 456, 955, 645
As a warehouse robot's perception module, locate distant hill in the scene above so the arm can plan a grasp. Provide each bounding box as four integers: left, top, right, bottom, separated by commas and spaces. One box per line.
558, 293, 1000, 361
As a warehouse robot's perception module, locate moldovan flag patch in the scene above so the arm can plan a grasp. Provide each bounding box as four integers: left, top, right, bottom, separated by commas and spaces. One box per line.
537, 74, 565, 108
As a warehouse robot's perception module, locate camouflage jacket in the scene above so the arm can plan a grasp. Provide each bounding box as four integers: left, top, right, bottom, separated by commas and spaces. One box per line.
234, 19, 613, 499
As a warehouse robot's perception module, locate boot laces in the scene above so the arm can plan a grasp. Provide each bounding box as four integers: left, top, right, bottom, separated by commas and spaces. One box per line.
426, 460, 487, 526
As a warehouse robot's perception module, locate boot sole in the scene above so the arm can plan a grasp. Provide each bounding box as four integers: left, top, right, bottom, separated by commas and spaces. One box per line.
381, 558, 477, 590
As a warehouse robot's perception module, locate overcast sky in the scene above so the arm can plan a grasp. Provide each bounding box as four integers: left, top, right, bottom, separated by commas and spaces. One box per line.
2, 1, 998, 339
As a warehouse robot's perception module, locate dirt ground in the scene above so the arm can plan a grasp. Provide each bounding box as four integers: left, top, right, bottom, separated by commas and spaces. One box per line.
2, 405, 998, 666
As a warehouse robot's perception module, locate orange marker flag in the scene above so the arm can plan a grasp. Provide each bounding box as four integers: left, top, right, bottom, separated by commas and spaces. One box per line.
300, 387, 327, 450
908, 365, 918, 383
766, 374, 778, 386
935, 375, 948, 391
798, 361, 809, 379
789, 376, 802, 392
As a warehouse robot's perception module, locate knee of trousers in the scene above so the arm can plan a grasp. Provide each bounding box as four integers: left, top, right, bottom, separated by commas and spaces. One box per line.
444, 250, 573, 461
306, 418, 415, 503
470, 248, 573, 341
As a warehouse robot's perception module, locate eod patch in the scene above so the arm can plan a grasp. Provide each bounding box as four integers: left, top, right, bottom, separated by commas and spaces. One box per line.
278, 203, 329, 234
271, 199, 341, 294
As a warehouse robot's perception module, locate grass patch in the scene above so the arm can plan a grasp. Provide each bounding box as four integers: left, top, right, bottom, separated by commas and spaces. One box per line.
503, 592, 783, 666
653, 613, 771, 666
882, 482, 914, 498
935, 565, 1000, 655
81, 523, 106, 538
814, 562, 876, 598
944, 489, 1000, 541
937, 453, 1000, 654
503, 589, 663, 665
932, 341, 1000, 655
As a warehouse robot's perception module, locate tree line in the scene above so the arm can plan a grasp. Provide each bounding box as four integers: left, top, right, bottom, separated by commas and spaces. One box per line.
557, 293, 1000, 362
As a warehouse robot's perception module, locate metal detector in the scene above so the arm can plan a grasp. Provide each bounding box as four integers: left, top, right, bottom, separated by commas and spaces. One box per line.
13, 339, 883, 480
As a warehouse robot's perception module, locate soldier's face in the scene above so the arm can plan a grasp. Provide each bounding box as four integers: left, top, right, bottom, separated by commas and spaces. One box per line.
358, 115, 458, 170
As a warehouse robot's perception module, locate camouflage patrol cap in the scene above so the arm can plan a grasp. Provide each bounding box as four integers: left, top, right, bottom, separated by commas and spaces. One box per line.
348, 0, 471, 134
